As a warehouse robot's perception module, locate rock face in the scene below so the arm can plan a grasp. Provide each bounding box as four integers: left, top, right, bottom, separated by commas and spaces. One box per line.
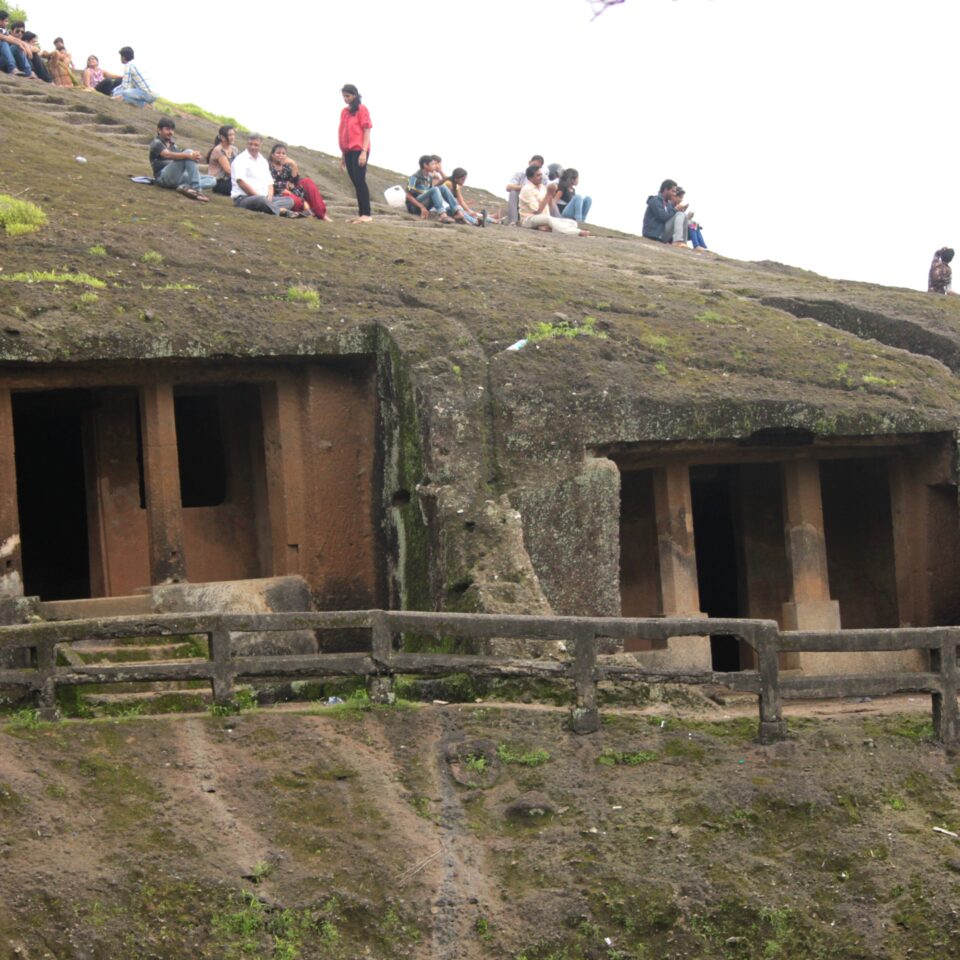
2, 78, 960, 675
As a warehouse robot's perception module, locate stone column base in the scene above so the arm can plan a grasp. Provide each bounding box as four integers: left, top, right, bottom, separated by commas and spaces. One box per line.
781, 599, 840, 631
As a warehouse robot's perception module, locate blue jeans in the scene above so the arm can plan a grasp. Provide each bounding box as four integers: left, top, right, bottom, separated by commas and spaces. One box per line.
0, 41, 32, 75
156, 160, 201, 192
114, 87, 156, 107
560, 195, 592, 223
690, 226, 707, 249
416, 185, 459, 215
233, 194, 294, 215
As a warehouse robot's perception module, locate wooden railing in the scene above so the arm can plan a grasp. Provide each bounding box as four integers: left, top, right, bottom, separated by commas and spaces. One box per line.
0, 611, 956, 745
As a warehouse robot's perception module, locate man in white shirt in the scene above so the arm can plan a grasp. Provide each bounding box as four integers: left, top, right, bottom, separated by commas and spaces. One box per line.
518, 167, 588, 237
231, 134, 295, 215
111, 46, 155, 107
505, 154, 544, 225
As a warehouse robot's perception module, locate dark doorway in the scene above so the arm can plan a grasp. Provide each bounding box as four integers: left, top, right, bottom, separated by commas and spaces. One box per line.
12, 390, 92, 600
690, 465, 743, 670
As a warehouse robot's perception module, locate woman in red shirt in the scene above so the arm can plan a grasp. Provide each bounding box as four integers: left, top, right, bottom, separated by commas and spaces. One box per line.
338, 84, 373, 223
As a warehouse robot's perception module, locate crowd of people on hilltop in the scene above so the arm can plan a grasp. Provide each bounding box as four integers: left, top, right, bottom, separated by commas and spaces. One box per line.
0, 13, 153, 106
1, 16, 720, 247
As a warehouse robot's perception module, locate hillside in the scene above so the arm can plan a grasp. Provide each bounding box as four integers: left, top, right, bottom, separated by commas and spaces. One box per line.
1, 698, 959, 960
2, 77, 960, 960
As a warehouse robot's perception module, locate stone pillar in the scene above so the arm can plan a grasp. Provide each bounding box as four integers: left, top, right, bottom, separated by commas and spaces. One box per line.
259, 378, 305, 576
139, 383, 186, 584
888, 453, 926, 628
642, 464, 710, 669
653, 464, 704, 618
0, 388, 23, 598
780, 460, 840, 631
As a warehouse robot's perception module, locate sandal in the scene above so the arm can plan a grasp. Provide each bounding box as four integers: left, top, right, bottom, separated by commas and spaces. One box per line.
437, 213, 453, 224
177, 185, 200, 200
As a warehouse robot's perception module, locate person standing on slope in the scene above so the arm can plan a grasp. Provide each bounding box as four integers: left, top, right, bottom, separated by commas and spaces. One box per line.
339, 83, 373, 223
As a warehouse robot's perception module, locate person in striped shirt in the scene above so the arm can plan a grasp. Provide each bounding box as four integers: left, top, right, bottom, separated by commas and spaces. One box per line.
111, 46, 155, 107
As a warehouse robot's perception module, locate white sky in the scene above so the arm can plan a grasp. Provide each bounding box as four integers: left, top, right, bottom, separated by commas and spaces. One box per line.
23, 0, 960, 291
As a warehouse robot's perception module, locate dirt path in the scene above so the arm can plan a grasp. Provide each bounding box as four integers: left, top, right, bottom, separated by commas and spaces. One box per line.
169, 717, 272, 875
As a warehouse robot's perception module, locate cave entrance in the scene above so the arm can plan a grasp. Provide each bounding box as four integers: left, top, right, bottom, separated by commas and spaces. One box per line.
12, 390, 92, 601
689, 465, 746, 671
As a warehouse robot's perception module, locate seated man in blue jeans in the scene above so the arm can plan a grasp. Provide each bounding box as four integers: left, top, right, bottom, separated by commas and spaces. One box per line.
0, 11, 34, 76
405, 155, 465, 223
149, 118, 211, 202
112, 46, 155, 107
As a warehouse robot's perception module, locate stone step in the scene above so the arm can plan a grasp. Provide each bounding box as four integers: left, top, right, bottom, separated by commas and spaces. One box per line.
67, 642, 208, 664
38, 594, 155, 621
77, 688, 213, 713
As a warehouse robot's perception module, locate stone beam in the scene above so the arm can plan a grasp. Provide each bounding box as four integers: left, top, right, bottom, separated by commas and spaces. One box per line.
139, 383, 186, 584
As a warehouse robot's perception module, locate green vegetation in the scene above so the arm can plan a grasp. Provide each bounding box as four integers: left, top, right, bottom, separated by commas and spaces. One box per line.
463, 753, 488, 774
87, 244, 107, 256
696, 309, 738, 325
862, 374, 898, 387
3, 708, 46, 731
497, 744, 551, 766
285, 284, 321, 309
209, 687, 258, 717
527, 314, 608, 343
1, 270, 105, 288
0, 193, 46, 237
140, 251, 164, 265
211, 891, 316, 959
77, 291, 99, 306
598, 748, 658, 766
154, 98, 248, 132
862, 714, 934, 742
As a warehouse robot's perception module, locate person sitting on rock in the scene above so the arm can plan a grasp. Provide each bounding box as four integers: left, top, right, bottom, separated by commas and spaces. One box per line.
20, 32, 51, 82
505, 154, 544, 225
0, 14, 34, 77
442, 168, 495, 226
405, 155, 465, 223
231, 133, 297, 216
44, 36, 76, 87
112, 46, 155, 107
268, 142, 331, 221
642, 179, 689, 247
674, 187, 706, 250
206, 125, 239, 196
149, 117, 210, 202
928, 247, 955, 295
555, 168, 592, 224
518, 166, 588, 237
81, 54, 110, 91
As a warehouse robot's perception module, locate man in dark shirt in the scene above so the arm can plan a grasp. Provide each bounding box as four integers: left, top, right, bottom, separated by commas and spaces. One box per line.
0, 11, 34, 76
148, 118, 209, 202
642, 179, 689, 246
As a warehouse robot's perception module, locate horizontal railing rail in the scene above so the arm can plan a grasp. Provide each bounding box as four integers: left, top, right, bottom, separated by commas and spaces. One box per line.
0, 611, 955, 745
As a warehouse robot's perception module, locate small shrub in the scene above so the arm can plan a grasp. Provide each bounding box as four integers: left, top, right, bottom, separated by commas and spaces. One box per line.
497, 744, 550, 766
598, 748, 658, 766
141, 251, 164, 265
286, 285, 321, 309
4, 709, 46, 731
77, 292, 99, 305
0, 194, 46, 237
527, 314, 607, 343
1, 270, 104, 288
88, 244, 107, 257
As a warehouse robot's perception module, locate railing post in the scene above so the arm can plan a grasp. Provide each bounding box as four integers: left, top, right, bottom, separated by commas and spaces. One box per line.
756, 627, 786, 743
931, 630, 958, 747
210, 625, 235, 707
35, 640, 59, 722
367, 611, 395, 704
570, 625, 599, 734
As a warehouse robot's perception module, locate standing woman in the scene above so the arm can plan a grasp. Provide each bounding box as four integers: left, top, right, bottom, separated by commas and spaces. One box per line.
339, 84, 372, 223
